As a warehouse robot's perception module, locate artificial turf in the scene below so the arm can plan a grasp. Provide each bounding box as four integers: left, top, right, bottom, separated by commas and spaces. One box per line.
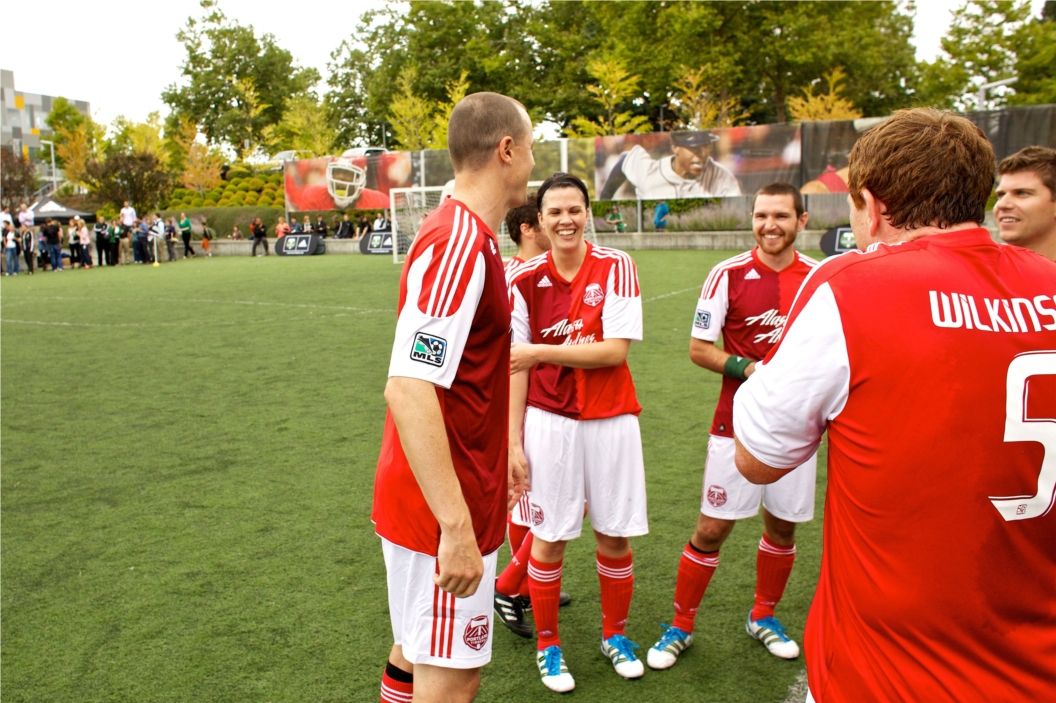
1, 250, 826, 702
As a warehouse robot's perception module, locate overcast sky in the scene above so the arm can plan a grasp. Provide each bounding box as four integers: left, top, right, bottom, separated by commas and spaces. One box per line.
4, 0, 1048, 127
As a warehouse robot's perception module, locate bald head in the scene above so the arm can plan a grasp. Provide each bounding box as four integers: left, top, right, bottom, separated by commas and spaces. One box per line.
448, 92, 531, 173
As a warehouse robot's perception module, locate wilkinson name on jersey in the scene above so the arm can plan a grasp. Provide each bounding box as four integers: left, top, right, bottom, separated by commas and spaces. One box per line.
929, 291, 1056, 332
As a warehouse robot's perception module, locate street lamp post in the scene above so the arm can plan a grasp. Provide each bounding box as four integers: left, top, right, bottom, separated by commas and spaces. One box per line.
39, 139, 58, 195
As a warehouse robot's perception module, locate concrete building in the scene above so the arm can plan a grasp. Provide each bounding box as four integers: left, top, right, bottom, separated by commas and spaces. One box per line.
1, 69, 91, 162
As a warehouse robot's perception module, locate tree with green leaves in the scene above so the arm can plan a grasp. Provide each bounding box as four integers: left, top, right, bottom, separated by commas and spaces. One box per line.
918, 0, 1036, 110
265, 95, 337, 157
1009, 3, 1056, 105
84, 152, 172, 215
566, 59, 652, 137
162, 0, 319, 158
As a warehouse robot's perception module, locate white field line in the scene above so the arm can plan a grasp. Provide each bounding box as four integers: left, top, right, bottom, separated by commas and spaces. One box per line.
783, 669, 809, 703
0, 311, 379, 329
2, 296, 395, 314
643, 286, 699, 303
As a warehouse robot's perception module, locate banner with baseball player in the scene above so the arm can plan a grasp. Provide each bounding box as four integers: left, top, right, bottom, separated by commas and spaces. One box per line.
595, 123, 802, 201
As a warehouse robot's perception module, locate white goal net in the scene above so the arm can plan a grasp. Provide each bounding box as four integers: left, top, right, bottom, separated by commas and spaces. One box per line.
390, 183, 597, 264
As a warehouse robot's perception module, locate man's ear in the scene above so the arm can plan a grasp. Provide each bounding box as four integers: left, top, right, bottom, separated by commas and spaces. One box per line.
860, 187, 884, 240
520, 222, 534, 241
497, 135, 515, 166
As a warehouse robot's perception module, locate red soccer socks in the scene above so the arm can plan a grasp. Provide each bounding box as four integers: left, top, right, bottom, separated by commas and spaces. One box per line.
671, 542, 719, 633
597, 550, 635, 640
380, 662, 413, 703
751, 534, 796, 621
528, 556, 563, 650
497, 530, 534, 597
508, 515, 531, 554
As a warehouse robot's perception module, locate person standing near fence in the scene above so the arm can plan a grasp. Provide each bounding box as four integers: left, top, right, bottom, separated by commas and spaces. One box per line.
165, 218, 178, 262
4, 221, 20, 275
179, 212, 196, 258
251, 218, 269, 256
20, 222, 36, 275
68, 219, 82, 267
78, 219, 93, 269
42, 218, 63, 271
94, 217, 108, 266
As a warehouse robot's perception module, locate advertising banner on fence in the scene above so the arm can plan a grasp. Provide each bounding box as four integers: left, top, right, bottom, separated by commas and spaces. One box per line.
594, 123, 802, 201
284, 152, 416, 212
282, 106, 1056, 211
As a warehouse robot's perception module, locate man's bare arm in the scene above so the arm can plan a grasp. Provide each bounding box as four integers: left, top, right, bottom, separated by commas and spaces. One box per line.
385, 375, 483, 598
510, 338, 630, 374
690, 337, 756, 377
735, 437, 794, 485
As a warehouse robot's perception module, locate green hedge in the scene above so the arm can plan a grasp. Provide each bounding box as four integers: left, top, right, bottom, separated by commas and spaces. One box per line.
157, 207, 287, 240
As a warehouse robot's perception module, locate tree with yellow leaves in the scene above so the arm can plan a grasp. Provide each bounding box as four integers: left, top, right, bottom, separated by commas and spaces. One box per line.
171, 118, 223, 196
429, 71, 470, 149
786, 68, 863, 123
388, 66, 436, 150
673, 66, 749, 130
566, 59, 652, 138
54, 124, 91, 186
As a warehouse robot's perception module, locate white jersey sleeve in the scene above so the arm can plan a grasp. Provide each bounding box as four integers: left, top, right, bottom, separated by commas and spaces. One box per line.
691, 267, 729, 342
511, 285, 532, 344
733, 282, 850, 468
388, 244, 485, 389
602, 257, 643, 341
620, 145, 652, 190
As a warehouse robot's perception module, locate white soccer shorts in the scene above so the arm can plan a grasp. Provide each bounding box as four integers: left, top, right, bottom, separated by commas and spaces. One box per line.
510, 490, 535, 528
700, 434, 816, 522
523, 406, 649, 543
381, 538, 498, 669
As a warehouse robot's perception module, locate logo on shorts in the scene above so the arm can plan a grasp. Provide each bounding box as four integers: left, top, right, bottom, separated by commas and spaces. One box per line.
411, 332, 447, 367
530, 503, 545, 526
582, 283, 605, 307
463, 615, 490, 651
707, 485, 727, 508
694, 310, 711, 330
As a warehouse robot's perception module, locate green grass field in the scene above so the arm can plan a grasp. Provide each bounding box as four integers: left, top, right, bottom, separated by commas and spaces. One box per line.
1, 251, 825, 702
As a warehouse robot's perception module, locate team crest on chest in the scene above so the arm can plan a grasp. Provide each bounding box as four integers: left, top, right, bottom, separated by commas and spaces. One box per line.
463, 615, 490, 650
582, 283, 605, 307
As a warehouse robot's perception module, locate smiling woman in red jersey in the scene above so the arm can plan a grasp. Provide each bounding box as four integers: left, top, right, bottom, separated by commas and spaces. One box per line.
507, 172, 647, 693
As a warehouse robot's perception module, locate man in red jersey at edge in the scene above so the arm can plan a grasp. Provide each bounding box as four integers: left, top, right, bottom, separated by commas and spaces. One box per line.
503, 193, 550, 274
372, 92, 535, 703
647, 183, 819, 671
734, 108, 1056, 703
508, 173, 648, 693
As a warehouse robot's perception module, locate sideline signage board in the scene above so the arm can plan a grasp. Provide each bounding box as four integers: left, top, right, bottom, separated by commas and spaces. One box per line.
360, 230, 394, 255
277, 234, 325, 255
820, 226, 856, 257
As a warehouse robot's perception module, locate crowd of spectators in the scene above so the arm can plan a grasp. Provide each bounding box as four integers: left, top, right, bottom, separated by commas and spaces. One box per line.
0, 203, 393, 270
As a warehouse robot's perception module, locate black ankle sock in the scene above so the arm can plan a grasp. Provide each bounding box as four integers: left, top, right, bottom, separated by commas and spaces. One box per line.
385, 661, 413, 684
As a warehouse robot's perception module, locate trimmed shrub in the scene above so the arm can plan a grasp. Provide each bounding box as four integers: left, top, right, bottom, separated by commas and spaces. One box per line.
236, 182, 250, 192
203, 199, 217, 207
248, 177, 265, 191
217, 198, 230, 207
244, 193, 259, 206
190, 197, 204, 208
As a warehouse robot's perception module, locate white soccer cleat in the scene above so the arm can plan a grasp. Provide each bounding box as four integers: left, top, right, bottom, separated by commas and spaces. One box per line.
601, 634, 645, 679
647, 623, 693, 670
746, 612, 800, 659
537, 645, 575, 692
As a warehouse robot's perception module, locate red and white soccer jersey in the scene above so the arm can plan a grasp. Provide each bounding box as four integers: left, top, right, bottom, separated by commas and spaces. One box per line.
508, 242, 643, 420
693, 247, 817, 437
373, 198, 511, 557
734, 229, 1056, 702
504, 255, 524, 278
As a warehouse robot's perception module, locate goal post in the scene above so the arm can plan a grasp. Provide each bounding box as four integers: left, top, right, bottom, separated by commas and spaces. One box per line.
390, 182, 597, 264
